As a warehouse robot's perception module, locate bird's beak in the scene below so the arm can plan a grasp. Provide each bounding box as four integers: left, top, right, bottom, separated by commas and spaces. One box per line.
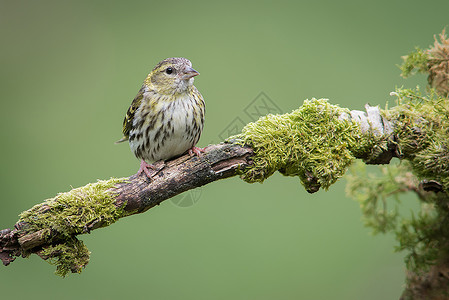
182, 67, 200, 80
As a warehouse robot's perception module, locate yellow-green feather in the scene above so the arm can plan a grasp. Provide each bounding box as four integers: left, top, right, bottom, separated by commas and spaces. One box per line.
116, 86, 145, 143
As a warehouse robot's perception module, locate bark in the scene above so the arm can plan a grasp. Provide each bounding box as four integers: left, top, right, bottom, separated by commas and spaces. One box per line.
0, 143, 253, 266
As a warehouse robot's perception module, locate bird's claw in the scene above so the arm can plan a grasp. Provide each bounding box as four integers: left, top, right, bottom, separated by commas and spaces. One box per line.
188, 146, 205, 157
137, 160, 158, 179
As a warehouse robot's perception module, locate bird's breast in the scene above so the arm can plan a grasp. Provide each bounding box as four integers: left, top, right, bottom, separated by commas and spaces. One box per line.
129, 91, 203, 162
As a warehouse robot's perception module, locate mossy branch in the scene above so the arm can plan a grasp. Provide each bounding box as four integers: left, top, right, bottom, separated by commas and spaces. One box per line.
0, 98, 398, 276
6, 87, 440, 279
0, 31, 448, 300
349, 29, 449, 299
0, 143, 253, 276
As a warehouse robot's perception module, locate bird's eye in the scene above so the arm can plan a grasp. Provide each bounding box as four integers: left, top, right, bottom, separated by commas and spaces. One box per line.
165, 67, 173, 75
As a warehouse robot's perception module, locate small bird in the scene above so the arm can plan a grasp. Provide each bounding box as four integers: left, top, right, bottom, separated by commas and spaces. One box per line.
117, 57, 205, 178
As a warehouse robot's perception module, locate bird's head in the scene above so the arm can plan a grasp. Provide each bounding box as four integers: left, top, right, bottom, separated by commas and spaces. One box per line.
144, 57, 199, 95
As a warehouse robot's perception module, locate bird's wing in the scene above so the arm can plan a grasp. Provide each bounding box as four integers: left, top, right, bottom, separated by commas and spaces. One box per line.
116, 86, 145, 143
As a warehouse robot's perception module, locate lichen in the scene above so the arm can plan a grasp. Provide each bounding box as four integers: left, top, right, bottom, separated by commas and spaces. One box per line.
19, 177, 127, 276
232, 98, 376, 192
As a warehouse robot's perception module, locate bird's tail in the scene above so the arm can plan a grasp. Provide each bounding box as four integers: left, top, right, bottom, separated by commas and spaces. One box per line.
115, 136, 128, 144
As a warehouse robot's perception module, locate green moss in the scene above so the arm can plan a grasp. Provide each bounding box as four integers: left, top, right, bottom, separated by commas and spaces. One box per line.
19, 177, 127, 276
399, 47, 430, 78
399, 30, 449, 98
385, 88, 449, 272
386, 88, 449, 191
233, 98, 376, 192
347, 86, 449, 275
395, 202, 444, 273
346, 161, 404, 234
20, 177, 127, 237
40, 238, 90, 277
346, 161, 449, 273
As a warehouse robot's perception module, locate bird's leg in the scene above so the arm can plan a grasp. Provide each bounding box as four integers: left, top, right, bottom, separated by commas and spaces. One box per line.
137, 160, 158, 178
188, 146, 206, 157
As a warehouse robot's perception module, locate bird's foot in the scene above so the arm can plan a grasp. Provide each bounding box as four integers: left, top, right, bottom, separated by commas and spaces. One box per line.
188, 146, 205, 157
137, 160, 158, 179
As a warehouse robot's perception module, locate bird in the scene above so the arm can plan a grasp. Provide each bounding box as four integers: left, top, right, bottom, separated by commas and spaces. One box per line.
116, 57, 205, 178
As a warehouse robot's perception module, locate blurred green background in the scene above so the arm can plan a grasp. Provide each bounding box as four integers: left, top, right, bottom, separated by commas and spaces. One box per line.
1, 0, 447, 299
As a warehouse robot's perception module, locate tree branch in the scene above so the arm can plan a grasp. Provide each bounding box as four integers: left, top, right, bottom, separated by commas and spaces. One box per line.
114, 142, 254, 213
0, 95, 442, 286
0, 99, 401, 276
2, 29, 447, 299
0, 142, 253, 269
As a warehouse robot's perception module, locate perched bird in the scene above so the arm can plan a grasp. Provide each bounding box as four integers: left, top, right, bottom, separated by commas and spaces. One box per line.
117, 57, 205, 178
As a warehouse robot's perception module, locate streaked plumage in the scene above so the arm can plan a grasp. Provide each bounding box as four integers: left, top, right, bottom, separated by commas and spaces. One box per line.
117, 57, 205, 177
